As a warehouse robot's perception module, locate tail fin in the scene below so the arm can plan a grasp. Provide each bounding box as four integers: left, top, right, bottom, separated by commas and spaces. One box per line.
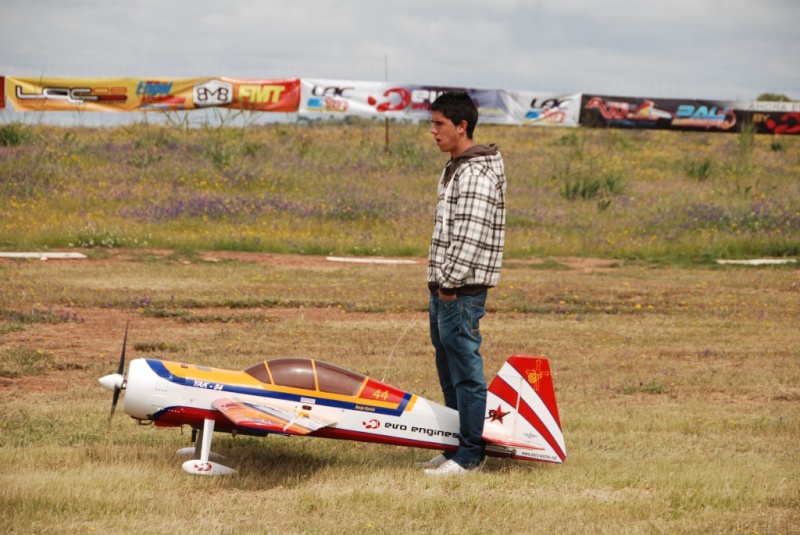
483, 355, 566, 464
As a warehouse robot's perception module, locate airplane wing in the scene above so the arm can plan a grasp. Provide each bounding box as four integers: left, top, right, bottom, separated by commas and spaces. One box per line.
212, 398, 336, 436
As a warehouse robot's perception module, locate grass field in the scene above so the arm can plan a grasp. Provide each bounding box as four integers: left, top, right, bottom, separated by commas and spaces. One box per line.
1, 250, 798, 534
1, 121, 799, 260
0, 122, 799, 534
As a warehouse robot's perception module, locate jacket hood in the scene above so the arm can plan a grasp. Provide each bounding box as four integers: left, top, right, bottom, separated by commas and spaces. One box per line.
444, 143, 499, 186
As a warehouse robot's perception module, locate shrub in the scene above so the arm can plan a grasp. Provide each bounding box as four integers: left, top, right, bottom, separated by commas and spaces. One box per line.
0, 122, 32, 146
770, 137, 786, 152
560, 174, 622, 201
686, 158, 713, 181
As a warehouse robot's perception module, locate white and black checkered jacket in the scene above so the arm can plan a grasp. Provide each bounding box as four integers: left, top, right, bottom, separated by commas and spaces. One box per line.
427, 143, 506, 292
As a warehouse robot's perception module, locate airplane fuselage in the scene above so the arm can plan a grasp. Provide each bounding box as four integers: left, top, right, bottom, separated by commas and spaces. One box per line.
123, 358, 467, 452
102, 352, 565, 475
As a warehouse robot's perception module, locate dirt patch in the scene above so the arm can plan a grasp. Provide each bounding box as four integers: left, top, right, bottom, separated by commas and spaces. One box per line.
506, 256, 618, 272
1, 307, 194, 393
1, 249, 615, 394
0, 305, 412, 395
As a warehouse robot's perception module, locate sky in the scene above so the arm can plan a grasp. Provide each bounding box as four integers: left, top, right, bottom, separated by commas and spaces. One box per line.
1, 0, 798, 114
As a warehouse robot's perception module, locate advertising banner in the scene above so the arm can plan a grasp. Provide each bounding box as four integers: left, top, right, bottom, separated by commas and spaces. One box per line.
736, 101, 800, 135
580, 95, 799, 134
4, 77, 300, 112
4, 76, 794, 134
467, 88, 524, 125
300, 79, 519, 124
669, 99, 738, 131
7, 77, 139, 112
135, 78, 202, 111
140, 77, 300, 112
580, 95, 737, 132
507, 91, 581, 127
217, 77, 301, 112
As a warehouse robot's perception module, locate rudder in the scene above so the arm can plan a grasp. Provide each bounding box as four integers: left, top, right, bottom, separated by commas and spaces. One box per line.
483, 355, 566, 463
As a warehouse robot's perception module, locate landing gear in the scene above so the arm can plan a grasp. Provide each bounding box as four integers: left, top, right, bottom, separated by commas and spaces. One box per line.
176, 418, 236, 476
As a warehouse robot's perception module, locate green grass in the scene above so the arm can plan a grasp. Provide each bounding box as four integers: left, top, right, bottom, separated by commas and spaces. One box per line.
1, 123, 798, 261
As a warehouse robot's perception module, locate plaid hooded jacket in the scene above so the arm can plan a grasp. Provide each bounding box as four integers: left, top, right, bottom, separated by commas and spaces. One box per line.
427, 143, 506, 294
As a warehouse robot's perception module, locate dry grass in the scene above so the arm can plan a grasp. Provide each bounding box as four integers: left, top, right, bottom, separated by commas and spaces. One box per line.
1, 120, 798, 533
1, 252, 798, 534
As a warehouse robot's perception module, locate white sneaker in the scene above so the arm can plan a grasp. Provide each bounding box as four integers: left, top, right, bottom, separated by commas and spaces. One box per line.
417, 453, 449, 468
424, 459, 476, 476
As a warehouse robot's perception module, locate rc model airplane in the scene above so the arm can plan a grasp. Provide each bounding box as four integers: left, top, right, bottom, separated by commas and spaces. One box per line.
99, 325, 566, 475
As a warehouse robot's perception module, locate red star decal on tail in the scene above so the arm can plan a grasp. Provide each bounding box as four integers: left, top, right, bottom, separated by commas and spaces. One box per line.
488, 405, 510, 423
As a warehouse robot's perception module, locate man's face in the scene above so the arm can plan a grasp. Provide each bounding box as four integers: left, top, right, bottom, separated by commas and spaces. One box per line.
430, 111, 463, 156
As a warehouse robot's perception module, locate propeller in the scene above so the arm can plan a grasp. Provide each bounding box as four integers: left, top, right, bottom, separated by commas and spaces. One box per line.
99, 321, 129, 425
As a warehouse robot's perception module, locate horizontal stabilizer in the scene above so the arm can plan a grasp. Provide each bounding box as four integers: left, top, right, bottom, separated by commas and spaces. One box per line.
481, 429, 546, 451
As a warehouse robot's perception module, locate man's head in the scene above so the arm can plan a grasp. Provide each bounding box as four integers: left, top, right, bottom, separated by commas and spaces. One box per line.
429, 92, 478, 140
429, 92, 478, 157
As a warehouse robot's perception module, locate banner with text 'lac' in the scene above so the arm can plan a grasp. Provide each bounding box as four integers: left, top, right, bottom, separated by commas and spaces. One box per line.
507, 91, 581, 127
4, 77, 300, 112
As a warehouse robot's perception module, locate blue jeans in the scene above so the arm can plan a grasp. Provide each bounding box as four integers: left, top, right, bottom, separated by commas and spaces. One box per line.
429, 290, 488, 468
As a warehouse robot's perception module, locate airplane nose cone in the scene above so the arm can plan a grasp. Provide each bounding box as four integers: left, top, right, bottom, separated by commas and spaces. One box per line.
99, 373, 124, 392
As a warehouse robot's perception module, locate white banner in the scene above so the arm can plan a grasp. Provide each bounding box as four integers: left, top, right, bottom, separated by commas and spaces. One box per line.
507, 91, 582, 127
300, 79, 527, 125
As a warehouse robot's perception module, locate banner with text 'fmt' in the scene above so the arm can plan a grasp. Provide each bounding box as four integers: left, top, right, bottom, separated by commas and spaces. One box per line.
4, 77, 301, 112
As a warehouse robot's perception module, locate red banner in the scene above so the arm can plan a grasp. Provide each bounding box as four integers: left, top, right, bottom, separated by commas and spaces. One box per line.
223, 77, 301, 112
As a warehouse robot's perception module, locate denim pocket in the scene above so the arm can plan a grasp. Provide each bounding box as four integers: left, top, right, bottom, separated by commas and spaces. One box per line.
467, 293, 486, 333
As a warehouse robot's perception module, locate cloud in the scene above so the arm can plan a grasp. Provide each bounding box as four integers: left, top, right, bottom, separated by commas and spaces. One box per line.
0, 0, 797, 100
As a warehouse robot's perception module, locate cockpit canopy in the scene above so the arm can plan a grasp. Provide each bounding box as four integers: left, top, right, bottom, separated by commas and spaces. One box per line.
244, 358, 367, 397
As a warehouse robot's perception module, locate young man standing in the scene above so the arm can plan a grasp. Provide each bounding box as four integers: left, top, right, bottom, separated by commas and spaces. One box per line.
423, 91, 507, 476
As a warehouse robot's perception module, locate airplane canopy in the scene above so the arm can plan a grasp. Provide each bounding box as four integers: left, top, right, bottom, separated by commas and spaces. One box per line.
244, 358, 367, 396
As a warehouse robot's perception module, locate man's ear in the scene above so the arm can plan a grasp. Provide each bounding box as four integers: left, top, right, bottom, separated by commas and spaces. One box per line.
457, 120, 468, 135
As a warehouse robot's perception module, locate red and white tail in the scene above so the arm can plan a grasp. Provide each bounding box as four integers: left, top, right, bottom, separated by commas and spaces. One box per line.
482, 356, 566, 464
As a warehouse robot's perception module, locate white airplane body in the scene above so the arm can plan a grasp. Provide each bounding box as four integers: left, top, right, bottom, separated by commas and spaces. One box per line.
100, 330, 566, 475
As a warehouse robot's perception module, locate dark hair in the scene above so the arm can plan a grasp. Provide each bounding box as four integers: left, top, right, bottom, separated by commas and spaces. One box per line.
430, 91, 479, 139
